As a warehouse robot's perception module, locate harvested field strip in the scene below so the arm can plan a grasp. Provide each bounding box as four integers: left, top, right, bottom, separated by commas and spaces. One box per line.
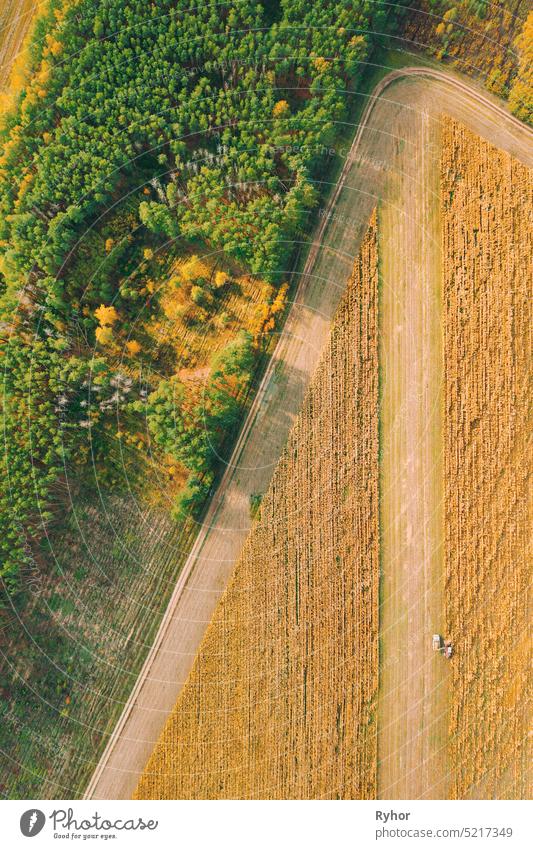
0, 0, 36, 93
442, 119, 532, 800
134, 216, 379, 800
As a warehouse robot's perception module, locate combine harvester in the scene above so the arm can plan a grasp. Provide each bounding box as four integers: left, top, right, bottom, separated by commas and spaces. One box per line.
432, 634, 453, 659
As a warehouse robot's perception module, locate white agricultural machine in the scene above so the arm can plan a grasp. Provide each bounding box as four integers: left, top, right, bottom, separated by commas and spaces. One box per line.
432, 634, 453, 658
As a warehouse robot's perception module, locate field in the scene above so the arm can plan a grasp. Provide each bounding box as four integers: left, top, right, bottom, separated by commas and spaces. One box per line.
442, 120, 532, 799
132, 99, 532, 801
365, 72, 532, 801
134, 219, 379, 800
0, 0, 35, 94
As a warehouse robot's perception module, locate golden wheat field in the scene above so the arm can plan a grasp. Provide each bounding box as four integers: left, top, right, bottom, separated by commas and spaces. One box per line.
442, 119, 532, 800
134, 216, 380, 800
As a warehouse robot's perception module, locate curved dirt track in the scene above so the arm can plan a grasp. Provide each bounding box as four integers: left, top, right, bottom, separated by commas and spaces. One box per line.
85, 66, 532, 800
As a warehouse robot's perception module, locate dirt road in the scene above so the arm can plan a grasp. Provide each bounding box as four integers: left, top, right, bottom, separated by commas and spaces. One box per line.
377, 95, 448, 800
85, 67, 533, 800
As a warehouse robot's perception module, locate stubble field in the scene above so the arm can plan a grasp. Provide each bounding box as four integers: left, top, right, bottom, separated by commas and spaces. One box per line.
442, 119, 532, 799
0, 0, 36, 96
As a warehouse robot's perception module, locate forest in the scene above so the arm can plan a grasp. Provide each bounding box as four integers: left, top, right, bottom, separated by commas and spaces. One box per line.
0, 0, 396, 586
407, 1, 532, 119
0, 1, 530, 587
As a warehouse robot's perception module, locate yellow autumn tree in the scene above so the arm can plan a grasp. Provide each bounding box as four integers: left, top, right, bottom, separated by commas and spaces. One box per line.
178, 254, 209, 284
46, 36, 63, 58
95, 304, 119, 326
270, 282, 289, 315
95, 325, 113, 345
214, 270, 230, 288
251, 282, 289, 341
126, 339, 142, 355
272, 100, 290, 118
313, 57, 329, 73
